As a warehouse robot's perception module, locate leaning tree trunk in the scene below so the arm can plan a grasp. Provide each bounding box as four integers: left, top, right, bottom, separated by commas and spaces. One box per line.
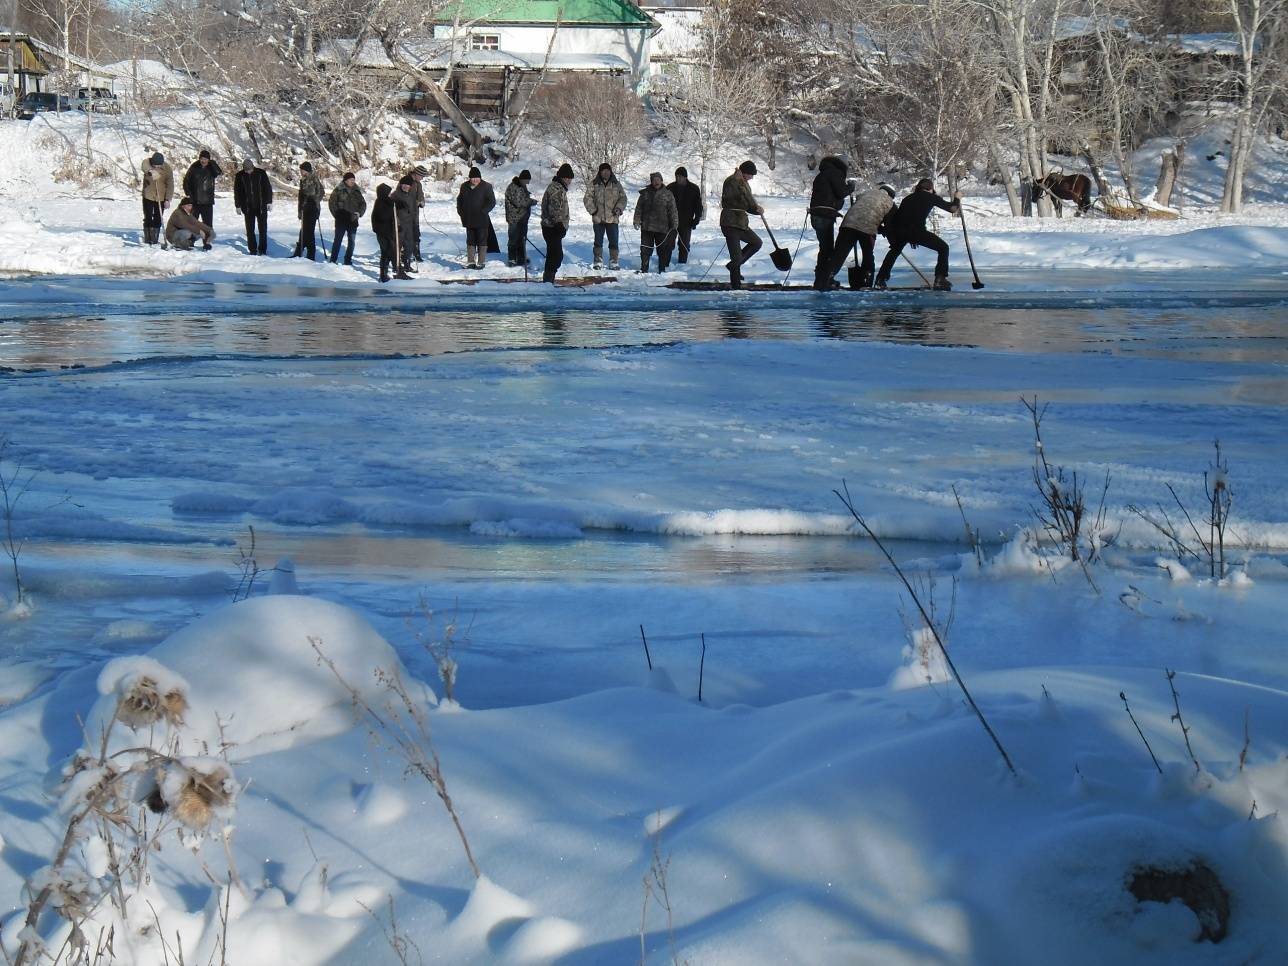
1080, 145, 1113, 202
990, 143, 1023, 215
1154, 141, 1184, 208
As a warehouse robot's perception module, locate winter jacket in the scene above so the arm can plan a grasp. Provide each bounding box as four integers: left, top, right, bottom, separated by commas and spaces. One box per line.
403, 172, 426, 209
719, 173, 761, 230
456, 180, 496, 229
667, 178, 703, 227
233, 168, 272, 214
504, 178, 535, 225
182, 159, 222, 206
583, 175, 627, 224
371, 184, 395, 240
329, 183, 367, 220
142, 160, 174, 205
165, 206, 213, 245
541, 179, 570, 229
893, 190, 958, 237
298, 172, 325, 215
808, 155, 850, 218
841, 187, 895, 236
633, 184, 679, 234
393, 185, 418, 246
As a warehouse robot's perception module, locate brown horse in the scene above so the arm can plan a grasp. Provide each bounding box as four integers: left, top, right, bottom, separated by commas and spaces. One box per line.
1036, 173, 1093, 217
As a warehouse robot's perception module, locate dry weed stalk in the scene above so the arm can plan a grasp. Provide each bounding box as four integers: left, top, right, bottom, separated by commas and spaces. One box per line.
357, 896, 424, 966
231, 526, 260, 602
0, 437, 36, 607
408, 597, 471, 705
951, 484, 984, 568
309, 637, 481, 879
1119, 690, 1163, 774
1127, 441, 1236, 580
835, 482, 1017, 777
1165, 669, 1202, 775
639, 829, 686, 966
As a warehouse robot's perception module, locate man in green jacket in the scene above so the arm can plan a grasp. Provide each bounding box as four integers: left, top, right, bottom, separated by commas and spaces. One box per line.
720, 161, 763, 289
541, 163, 575, 283
633, 172, 680, 273
293, 161, 325, 260
328, 173, 366, 265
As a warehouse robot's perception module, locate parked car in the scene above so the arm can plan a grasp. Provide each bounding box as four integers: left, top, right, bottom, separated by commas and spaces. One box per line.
16, 92, 71, 119
69, 87, 120, 114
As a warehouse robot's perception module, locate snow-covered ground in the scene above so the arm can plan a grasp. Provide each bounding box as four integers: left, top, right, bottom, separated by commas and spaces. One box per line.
2, 109, 1288, 964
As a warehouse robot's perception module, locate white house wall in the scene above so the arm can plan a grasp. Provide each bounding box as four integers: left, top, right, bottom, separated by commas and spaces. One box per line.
433, 24, 651, 84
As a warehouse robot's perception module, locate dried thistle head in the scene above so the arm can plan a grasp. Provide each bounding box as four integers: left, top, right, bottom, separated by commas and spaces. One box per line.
116, 676, 187, 730
169, 763, 235, 831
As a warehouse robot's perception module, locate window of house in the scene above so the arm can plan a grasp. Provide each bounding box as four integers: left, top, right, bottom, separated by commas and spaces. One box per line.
470, 33, 500, 51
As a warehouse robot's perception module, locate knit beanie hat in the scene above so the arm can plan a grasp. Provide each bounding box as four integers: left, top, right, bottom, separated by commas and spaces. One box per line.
675, 166, 688, 178
556, 163, 575, 179
150, 152, 164, 166
739, 160, 757, 176
300, 161, 313, 172
242, 158, 254, 171
398, 175, 414, 186
597, 163, 612, 176
342, 172, 356, 182
199, 149, 210, 159
179, 196, 193, 207
878, 183, 896, 198
468, 166, 481, 179
519, 169, 531, 181
413, 164, 428, 176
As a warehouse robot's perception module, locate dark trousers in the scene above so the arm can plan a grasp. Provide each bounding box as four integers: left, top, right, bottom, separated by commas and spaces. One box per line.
542, 223, 565, 282
143, 199, 162, 244
243, 209, 268, 255
823, 227, 876, 289
640, 229, 674, 272
592, 222, 619, 254
331, 214, 357, 263
377, 233, 397, 280
414, 214, 422, 260
295, 203, 320, 259
676, 223, 694, 263
722, 225, 762, 283
508, 213, 530, 264
195, 203, 213, 246
811, 213, 836, 274
877, 228, 949, 282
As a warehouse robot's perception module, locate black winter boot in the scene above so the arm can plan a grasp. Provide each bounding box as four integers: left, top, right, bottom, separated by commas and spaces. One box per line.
933, 274, 952, 291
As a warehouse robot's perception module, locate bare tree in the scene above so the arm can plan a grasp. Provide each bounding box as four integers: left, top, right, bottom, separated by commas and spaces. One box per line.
1219, 0, 1287, 212
531, 74, 647, 179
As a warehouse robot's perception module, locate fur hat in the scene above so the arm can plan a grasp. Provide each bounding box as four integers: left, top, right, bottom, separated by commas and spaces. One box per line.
597, 162, 613, 175
739, 160, 757, 176
242, 158, 254, 171
468, 166, 481, 179
413, 164, 428, 176
342, 172, 355, 181
150, 152, 164, 166
649, 171, 663, 184
518, 169, 531, 181
299, 161, 313, 172
674, 166, 688, 178
198, 149, 210, 160
878, 183, 896, 198
556, 162, 575, 180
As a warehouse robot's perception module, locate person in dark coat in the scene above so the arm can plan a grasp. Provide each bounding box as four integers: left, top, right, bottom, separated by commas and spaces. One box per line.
719, 161, 763, 289
293, 161, 325, 260
393, 175, 419, 274
874, 178, 961, 290
504, 170, 536, 266
808, 155, 851, 288
328, 173, 366, 265
371, 183, 408, 283
404, 164, 427, 262
233, 159, 273, 256
667, 166, 703, 265
181, 149, 222, 247
456, 166, 497, 269
541, 162, 575, 284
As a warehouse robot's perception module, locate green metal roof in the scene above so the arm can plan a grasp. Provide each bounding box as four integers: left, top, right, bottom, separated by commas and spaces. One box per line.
439, 0, 656, 27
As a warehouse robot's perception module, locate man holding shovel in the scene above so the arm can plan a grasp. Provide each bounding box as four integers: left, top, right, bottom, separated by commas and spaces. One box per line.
874, 178, 961, 291
720, 161, 764, 290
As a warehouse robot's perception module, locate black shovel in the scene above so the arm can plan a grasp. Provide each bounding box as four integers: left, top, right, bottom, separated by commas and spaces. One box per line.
761, 214, 793, 272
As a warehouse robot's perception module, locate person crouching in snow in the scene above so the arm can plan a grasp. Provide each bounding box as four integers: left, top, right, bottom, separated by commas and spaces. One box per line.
165, 197, 215, 250
817, 183, 896, 291
371, 183, 407, 283
633, 172, 679, 273
328, 172, 366, 265
457, 166, 497, 269
874, 178, 961, 291
505, 170, 536, 266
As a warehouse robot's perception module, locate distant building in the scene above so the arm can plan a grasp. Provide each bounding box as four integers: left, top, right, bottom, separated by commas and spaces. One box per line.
322, 0, 660, 120
638, 0, 705, 79
0, 31, 114, 96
